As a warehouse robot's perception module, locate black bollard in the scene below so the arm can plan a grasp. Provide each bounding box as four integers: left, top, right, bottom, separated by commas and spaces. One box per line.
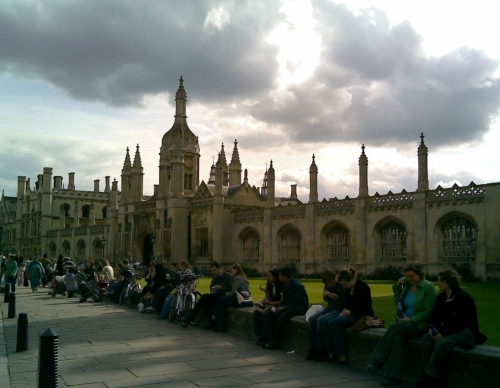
8, 292, 16, 318
16, 313, 29, 352
4, 282, 10, 303
38, 328, 59, 388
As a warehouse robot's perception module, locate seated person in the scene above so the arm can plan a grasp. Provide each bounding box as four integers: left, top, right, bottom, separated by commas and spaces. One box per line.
97, 275, 109, 292
306, 268, 345, 362
64, 268, 79, 298
261, 267, 309, 349
153, 262, 179, 316
142, 262, 169, 312
417, 268, 484, 388
112, 259, 134, 303
367, 262, 436, 387
213, 264, 252, 332
183, 261, 233, 329
254, 269, 283, 344
325, 268, 374, 364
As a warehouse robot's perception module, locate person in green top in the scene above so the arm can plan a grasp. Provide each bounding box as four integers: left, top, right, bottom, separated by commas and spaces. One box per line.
5, 254, 18, 292
367, 262, 437, 387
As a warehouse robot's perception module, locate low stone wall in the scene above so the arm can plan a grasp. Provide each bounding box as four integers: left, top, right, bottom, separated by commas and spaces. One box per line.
226, 307, 500, 387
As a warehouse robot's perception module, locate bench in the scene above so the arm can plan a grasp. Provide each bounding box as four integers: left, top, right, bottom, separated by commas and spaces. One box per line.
226, 307, 500, 387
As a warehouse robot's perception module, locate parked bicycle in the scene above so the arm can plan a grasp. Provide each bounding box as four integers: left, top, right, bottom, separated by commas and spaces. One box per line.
119, 273, 142, 307
168, 274, 203, 327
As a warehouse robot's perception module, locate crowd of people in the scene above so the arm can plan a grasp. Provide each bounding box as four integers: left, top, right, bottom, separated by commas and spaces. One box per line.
0, 252, 485, 388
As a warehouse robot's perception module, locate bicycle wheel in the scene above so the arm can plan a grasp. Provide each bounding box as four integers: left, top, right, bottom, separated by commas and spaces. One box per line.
168, 294, 178, 322
181, 293, 196, 328
127, 284, 141, 308
119, 285, 128, 305
190, 291, 203, 326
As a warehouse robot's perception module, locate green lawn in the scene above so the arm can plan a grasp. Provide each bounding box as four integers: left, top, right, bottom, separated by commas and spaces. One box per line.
195, 278, 500, 347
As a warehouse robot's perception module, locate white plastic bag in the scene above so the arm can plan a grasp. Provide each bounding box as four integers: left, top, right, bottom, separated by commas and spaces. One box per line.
305, 304, 323, 322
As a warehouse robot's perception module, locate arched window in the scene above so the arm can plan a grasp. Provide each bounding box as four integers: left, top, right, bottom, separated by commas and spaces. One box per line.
62, 240, 70, 256
188, 174, 193, 190
379, 222, 406, 262
184, 173, 188, 190
281, 230, 300, 263
62, 203, 70, 217
441, 217, 476, 262
76, 239, 86, 262
82, 205, 90, 218
243, 232, 259, 262
102, 206, 107, 219
326, 227, 349, 262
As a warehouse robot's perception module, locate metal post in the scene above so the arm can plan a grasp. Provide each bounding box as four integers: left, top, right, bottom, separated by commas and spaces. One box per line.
16, 313, 29, 352
8, 292, 16, 318
3, 282, 10, 303
38, 328, 59, 388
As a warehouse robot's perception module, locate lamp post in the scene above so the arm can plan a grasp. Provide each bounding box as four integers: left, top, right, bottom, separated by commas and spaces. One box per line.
149, 234, 155, 263
101, 236, 106, 259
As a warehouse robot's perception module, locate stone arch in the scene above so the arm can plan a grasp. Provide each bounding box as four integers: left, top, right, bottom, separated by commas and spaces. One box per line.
276, 223, 302, 264
76, 239, 86, 262
48, 241, 57, 258
61, 203, 70, 216
436, 211, 478, 263
81, 204, 90, 218
137, 230, 154, 266
373, 216, 407, 263
62, 240, 70, 256
320, 220, 350, 264
92, 237, 103, 260
239, 226, 260, 263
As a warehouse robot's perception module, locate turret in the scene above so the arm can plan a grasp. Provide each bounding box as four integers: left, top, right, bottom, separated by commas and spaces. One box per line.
417, 133, 429, 192
68, 172, 75, 191
121, 147, 132, 203
229, 139, 242, 186
267, 160, 275, 207
17, 176, 26, 199
309, 154, 318, 203
131, 144, 144, 202
358, 144, 368, 198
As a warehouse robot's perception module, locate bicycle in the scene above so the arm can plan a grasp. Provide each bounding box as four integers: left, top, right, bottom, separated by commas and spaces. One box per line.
168, 274, 203, 327
119, 273, 142, 308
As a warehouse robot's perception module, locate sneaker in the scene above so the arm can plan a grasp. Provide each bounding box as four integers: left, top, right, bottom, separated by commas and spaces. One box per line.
144, 306, 155, 312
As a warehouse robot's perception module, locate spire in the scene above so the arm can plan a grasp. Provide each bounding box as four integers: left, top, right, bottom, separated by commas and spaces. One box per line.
133, 144, 143, 169
261, 163, 268, 197
417, 133, 429, 192
218, 143, 228, 168
230, 139, 241, 166
175, 75, 187, 117
309, 154, 318, 203
208, 159, 216, 186
358, 144, 369, 198
123, 147, 132, 170
358, 144, 368, 165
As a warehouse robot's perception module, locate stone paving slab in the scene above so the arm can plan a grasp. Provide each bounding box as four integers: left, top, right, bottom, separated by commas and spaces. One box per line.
0, 287, 411, 387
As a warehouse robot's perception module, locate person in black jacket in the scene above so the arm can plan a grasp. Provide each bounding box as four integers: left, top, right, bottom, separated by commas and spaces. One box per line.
262, 267, 309, 349
325, 268, 374, 364
417, 268, 482, 388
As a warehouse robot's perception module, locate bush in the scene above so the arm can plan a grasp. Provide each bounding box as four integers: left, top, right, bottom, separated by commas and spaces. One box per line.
366, 265, 405, 281
242, 266, 261, 278
450, 263, 478, 282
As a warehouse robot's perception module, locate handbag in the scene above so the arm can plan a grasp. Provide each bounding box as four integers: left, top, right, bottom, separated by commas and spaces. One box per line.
351, 316, 385, 332
236, 291, 253, 306
305, 305, 323, 322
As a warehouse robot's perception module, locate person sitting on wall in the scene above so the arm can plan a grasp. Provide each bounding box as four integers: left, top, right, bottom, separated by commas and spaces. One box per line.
367, 262, 437, 387
325, 267, 374, 364
416, 268, 485, 388
305, 268, 345, 362
254, 268, 284, 345
112, 259, 134, 303
183, 261, 233, 329
213, 263, 253, 332
151, 262, 179, 315
261, 267, 309, 349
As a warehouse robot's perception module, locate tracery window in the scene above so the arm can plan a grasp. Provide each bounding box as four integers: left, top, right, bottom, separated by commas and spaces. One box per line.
281, 230, 300, 263
327, 227, 349, 262
441, 218, 476, 262
243, 232, 259, 262
379, 222, 406, 262
82, 205, 90, 218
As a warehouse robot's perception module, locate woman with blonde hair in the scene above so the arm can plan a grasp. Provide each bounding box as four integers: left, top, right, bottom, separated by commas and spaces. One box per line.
213, 263, 252, 332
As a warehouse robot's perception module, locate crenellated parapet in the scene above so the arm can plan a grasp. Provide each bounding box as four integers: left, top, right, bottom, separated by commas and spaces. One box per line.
271, 203, 306, 220
367, 189, 414, 211
315, 197, 356, 216
427, 182, 486, 207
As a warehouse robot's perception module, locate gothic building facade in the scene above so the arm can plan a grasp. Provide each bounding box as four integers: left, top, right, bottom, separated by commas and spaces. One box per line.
1, 78, 499, 278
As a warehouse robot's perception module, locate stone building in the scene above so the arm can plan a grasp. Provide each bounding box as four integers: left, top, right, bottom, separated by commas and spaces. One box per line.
1, 77, 499, 278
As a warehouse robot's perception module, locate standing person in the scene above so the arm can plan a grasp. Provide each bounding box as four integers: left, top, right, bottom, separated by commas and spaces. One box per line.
262, 267, 309, 350
367, 262, 437, 387
184, 261, 233, 329
213, 263, 253, 332
56, 254, 65, 276
27, 256, 44, 292
254, 269, 284, 345
417, 268, 484, 388
325, 268, 374, 364
17, 263, 26, 287
4, 254, 18, 292
306, 268, 345, 362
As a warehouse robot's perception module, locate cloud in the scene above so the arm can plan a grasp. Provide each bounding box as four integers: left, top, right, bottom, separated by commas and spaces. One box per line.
0, 0, 282, 106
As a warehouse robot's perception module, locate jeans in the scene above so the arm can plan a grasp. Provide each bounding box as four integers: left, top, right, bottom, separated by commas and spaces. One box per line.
420, 327, 474, 378
262, 304, 309, 345
372, 321, 424, 379
325, 314, 362, 355
308, 308, 339, 351
215, 295, 238, 329
193, 293, 223, 318
160, 294, 175, 319
5, 276, 16, 292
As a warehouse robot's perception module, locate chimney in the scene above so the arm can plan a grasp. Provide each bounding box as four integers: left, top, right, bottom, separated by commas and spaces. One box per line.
54, 176, 63, 189
290, 184, 297, 199
104, 176, 111, 192
94, 179, 100, 192
68, 172, 75, 190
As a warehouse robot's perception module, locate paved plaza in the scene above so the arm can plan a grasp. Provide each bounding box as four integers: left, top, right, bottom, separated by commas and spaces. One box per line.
0, 287, 410, 388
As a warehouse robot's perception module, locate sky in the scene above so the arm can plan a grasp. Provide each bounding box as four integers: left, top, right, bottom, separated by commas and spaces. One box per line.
1, 0, 499, 202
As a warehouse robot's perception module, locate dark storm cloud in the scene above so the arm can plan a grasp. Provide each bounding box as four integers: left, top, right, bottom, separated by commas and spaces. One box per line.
0, 0, 282, 106
251, 0, 500, 148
